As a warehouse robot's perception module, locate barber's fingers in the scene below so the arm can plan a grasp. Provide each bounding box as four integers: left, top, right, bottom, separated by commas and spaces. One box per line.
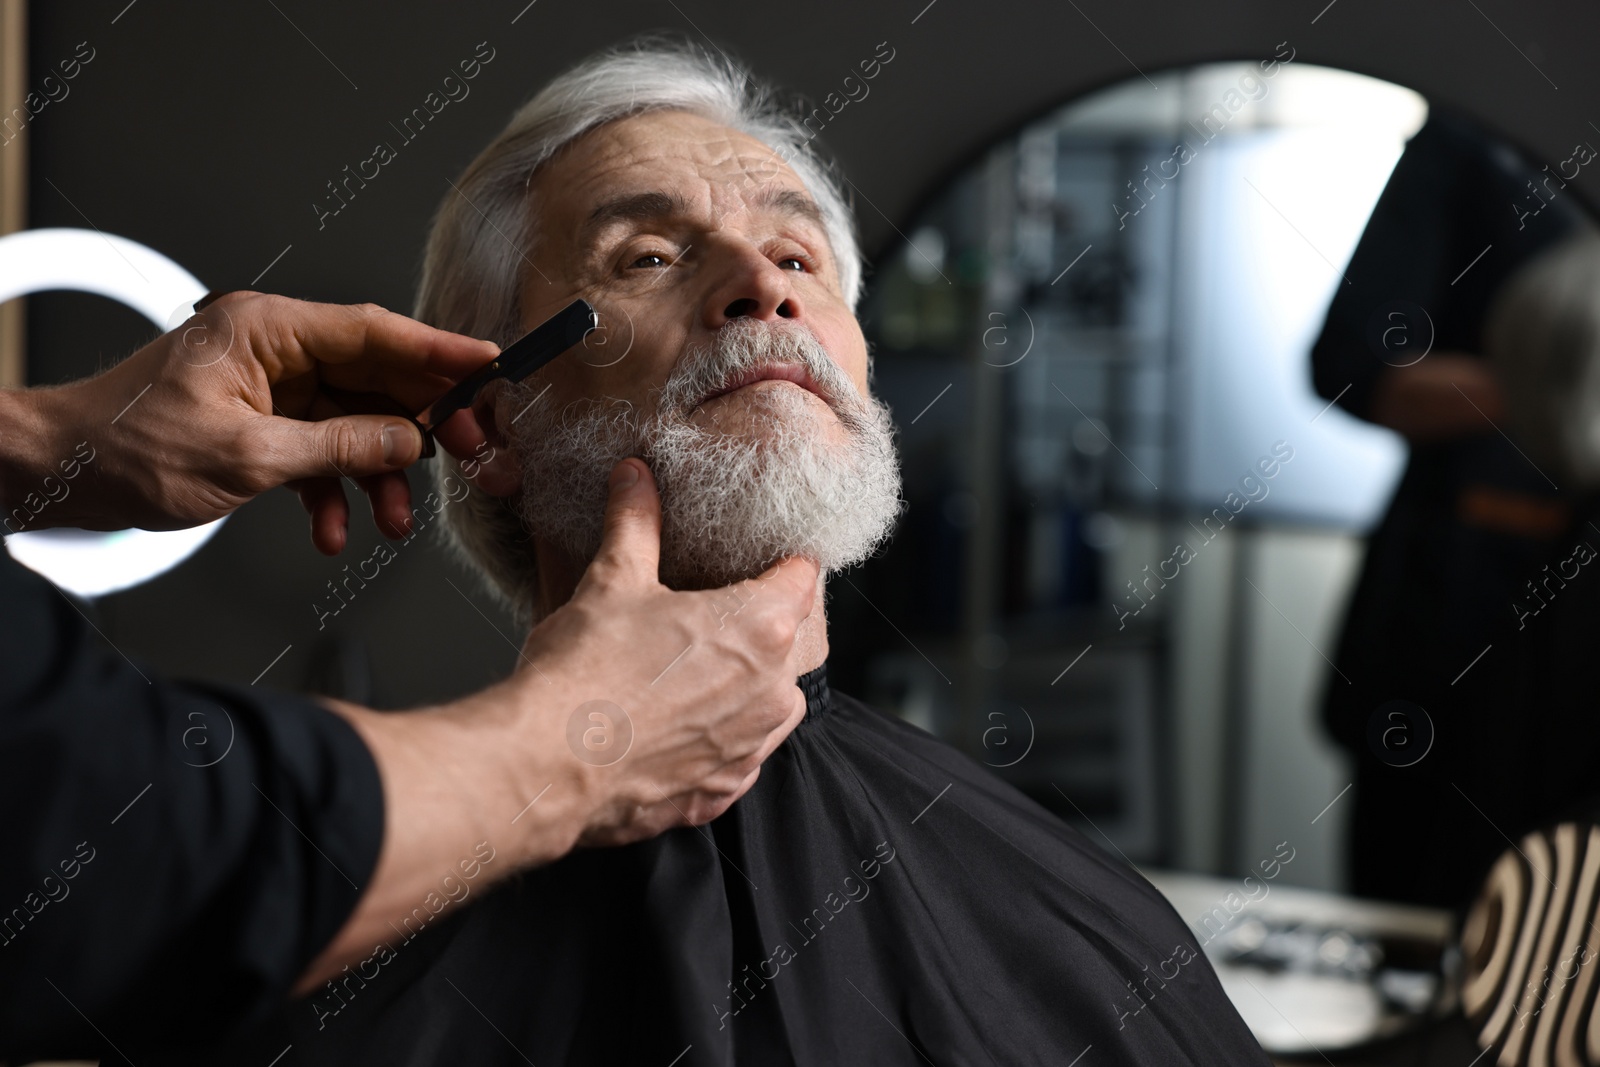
289, 476, 349, 556
577, 459, 662, 591
678, 688, 802, 801
738, 686, 808, 770
430, 407, 488, 466
744, 556, 821, 675
577, 692, 800, 848
253, 412, 426, 487
638, 773, 763, 836
680, 774, 757, 827
759, 556, 821, 619
354, 471, 416, 539
654, 693, 801, 828
672, 758, 775, 828
724, 764, 765, 811
230, 294, 501, 409
686, 557, 818, 647
769, 686, 809, 755
291, 471, 413, 556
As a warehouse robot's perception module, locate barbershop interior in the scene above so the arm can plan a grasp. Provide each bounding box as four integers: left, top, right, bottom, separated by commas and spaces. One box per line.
7, 0, 1600, 1064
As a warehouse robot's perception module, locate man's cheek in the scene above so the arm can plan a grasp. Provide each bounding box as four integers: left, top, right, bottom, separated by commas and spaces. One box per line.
597, 329, 682, 404
833, 345, 872, 398
532, 358, 598, 413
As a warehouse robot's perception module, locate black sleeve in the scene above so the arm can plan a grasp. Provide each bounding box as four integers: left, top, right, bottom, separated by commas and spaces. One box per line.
1309, 109, 1587, 421
0, 548, 385, 1060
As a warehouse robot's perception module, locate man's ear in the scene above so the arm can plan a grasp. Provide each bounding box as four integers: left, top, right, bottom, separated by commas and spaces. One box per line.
445, 390, 522, 497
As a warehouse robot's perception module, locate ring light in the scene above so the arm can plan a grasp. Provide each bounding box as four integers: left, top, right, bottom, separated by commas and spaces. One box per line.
0, 227, 223, 597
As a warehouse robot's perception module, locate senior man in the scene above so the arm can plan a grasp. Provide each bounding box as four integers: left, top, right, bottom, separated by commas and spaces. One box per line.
150, 39, 1269, 1067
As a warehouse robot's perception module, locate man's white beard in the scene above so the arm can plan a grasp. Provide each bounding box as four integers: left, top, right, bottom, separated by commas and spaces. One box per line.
502, 319, 903, 590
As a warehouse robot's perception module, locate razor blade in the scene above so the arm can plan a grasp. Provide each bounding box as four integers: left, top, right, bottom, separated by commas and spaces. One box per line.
415, 298, 598, 435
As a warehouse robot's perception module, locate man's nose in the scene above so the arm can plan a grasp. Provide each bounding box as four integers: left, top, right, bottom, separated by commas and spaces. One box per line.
701, 247, 802, 329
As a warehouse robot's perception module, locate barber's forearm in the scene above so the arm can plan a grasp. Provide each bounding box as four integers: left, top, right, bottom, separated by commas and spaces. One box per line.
293, 688, 588, 995
0, 386, 80, 528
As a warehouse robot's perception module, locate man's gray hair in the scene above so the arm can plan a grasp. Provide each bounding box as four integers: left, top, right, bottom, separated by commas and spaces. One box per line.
414, 36, 865, 617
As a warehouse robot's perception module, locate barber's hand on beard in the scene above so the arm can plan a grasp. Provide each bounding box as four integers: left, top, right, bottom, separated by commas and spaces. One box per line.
522, 458, 817, 847
4, 291, 499, 552
305, 458, 817, 990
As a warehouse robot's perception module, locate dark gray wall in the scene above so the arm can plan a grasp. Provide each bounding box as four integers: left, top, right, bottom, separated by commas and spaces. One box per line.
23, 0, 1599, 702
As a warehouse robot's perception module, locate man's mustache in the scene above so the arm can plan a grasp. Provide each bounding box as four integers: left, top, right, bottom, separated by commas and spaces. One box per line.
659, 320, 858, 419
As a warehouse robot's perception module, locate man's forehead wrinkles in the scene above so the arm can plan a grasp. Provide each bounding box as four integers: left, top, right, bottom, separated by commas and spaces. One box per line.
572, 172, 816, 232
684, 130, 763, 168
683, 134, 794, 187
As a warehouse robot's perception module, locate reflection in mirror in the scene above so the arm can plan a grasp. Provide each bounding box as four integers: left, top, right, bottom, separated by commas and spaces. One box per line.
828, 59, 1599, 1057
836, 60, 1429, 868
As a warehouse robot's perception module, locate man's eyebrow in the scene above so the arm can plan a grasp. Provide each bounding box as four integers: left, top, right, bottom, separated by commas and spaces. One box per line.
576, 187, 828, 249
753, 186, 827, 230
581, 191, 691, 237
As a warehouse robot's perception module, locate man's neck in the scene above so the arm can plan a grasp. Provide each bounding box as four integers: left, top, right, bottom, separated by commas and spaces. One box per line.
532, 542, 829, 677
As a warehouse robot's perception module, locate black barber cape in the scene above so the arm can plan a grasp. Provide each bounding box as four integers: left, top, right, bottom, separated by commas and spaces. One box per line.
0, 549, 383, 1061
151, 666, 1270, 1067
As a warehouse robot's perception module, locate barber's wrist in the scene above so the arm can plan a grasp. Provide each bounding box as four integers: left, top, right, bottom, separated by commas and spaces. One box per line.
339, 682, 590, 874
450, 677, 596, 867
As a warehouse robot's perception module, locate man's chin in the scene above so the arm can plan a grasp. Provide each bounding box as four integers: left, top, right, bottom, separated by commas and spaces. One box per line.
683, 406, 851, 452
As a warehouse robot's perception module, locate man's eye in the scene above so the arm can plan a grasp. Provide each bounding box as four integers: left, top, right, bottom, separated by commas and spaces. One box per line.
629, 252, 670, 269
777, 257, 807, 272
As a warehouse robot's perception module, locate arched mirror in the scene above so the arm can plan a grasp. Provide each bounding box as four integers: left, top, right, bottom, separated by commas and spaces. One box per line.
828, 57, 1600, 1055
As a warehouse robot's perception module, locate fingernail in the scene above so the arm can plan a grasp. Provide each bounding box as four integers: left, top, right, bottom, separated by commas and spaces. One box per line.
382, 424, 412, 465
609, 461, 639, 491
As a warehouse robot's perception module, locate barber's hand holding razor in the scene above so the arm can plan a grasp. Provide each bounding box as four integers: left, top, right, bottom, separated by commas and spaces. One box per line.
0, 291, 501, 554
